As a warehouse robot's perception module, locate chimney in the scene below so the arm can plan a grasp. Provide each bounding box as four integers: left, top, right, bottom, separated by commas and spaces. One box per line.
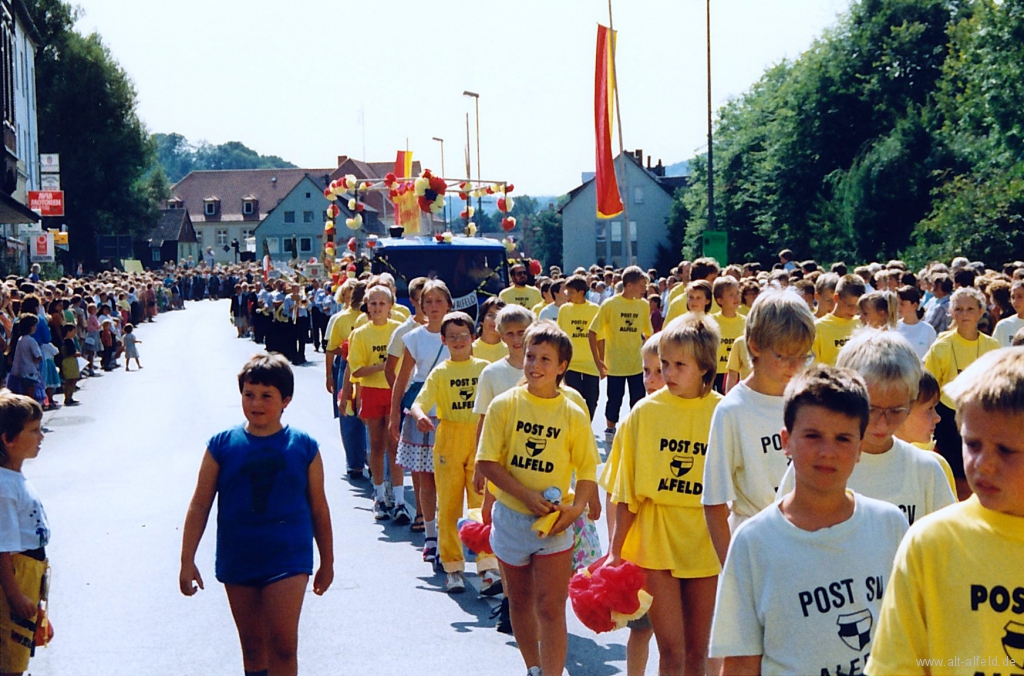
646, 155, 651, 170
337, 155, 348, 166
634, 149, 643, 162
654, 159, 665, 177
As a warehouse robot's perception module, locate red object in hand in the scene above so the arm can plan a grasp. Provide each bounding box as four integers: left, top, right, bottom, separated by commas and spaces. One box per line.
458, 521, 493, 554
569, 557, 649, 634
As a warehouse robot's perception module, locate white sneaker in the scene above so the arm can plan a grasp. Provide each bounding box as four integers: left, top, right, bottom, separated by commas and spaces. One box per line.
527, 667, 542, 676
480, 569, 503, 596
446, 571, 466, 594
604, 427, 616, 448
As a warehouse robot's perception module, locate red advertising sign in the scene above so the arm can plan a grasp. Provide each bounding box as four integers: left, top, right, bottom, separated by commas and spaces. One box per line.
28, 190, 65, 217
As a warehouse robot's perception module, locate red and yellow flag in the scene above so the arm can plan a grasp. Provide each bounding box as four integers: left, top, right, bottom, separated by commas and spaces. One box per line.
395, 150, 413, 179
393, 150, 421, 233
595, 24, 623, 219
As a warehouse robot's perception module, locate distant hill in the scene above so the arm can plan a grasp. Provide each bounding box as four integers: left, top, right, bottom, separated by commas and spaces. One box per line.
665, 159, 691, 177
153, 133, 297, 183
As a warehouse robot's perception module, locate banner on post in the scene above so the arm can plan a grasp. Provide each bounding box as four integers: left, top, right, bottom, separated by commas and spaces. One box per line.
30, 233, 54, 263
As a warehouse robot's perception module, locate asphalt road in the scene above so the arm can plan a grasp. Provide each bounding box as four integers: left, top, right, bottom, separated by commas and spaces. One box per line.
27, 299, 638, 676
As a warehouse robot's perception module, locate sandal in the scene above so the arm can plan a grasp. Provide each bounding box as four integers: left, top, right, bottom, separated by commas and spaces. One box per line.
411, 513, 425, 532
422, 537, 438, 564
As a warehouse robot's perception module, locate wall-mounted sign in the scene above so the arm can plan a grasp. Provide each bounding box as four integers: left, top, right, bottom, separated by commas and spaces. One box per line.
28, 191, 65, 217
40, 154, 60, 173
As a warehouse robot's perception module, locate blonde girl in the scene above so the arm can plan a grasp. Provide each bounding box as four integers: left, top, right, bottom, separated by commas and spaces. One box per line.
606, 314, 723, 676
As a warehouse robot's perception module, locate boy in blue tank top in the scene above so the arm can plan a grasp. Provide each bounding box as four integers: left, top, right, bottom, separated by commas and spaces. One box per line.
179, 353, 334, 676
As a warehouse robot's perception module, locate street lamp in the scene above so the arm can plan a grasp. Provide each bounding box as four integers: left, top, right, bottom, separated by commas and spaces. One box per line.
432, 136, 448, 228
463, 90, 482, 220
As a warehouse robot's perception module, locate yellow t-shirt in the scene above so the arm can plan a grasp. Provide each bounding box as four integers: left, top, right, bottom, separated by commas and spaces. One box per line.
558, 301, 600, 377
476, 386, 599, 515
725, 335, 752, 379
710, 312, 746, 375
531, 300, 548, 316
866, 497, 1024, 676
346, 319, 401, 388
414, 357, 488, 424
588, 295, 653, 376
813, 314, 861, 366
738, 304, 750, 316
471, 338, 508, 364
499, 285, 542, 310
665, 287, 720, 324
607, 388, 722, 576
923, 330, 1002, 409
326, 307, 363, 351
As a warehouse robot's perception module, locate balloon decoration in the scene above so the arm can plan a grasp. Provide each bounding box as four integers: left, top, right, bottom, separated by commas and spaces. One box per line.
529, 259, 542, 276
501, 217, 517, 232
569, 559, 653, 634
503, 237, 516, 253
414, 169, 446, 214
366, 235, 378, 249
347, 237, 358, 252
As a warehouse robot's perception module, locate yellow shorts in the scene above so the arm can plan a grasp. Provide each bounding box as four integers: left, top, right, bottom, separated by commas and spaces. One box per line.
0, 553, 47, 673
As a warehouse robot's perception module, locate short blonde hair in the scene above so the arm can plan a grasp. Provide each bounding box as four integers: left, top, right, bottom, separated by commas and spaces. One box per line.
946, 347, 1024, 423
496, 304, 534, 333
364, 284, 394, 304
745, 288, 815, 359
837, 328, 921, 400
659, 313, 720, 397
950, 286, 986, 310
641, 332, 661, 359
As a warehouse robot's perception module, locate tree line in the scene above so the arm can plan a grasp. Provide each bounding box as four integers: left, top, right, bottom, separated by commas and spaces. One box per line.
672, 0, 1024, 268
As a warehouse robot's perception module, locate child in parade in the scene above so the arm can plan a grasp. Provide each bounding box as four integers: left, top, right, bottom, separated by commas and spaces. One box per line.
924, 286, 1001, 500
710, 365, 908, 675
122, 324, 141, 371
709, 276, 746, 393
472, 297, 509, 364
409, 312, 500, 594
588, 266, 653, 447
325, 280, 368, 480
558, 275, 601, 420
812, 274, 865, 365
867, 347, 1024, 676
605, 315, 722, 676
992, 278, 1024, 347
390, 281, 453, 557
59, 325, 80, 404
344, 285, 405, 522
776, 329, 957, 524
476, 322, 599, 676
0, 393, 50, 676
702, 288, 817, 561
179, 353, 333, 676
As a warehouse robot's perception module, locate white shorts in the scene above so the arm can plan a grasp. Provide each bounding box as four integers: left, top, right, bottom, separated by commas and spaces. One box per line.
489, 501, 573, 567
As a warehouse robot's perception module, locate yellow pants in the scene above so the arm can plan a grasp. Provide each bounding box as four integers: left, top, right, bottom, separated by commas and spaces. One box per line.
0, 554, 46, 673
433, 421, 498, 574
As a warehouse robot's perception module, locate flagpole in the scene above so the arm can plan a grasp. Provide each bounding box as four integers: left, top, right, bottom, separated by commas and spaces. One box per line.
607, 0, 633, 266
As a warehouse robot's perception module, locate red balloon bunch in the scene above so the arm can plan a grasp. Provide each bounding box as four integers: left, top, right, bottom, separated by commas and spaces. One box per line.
569, 557, 651, 634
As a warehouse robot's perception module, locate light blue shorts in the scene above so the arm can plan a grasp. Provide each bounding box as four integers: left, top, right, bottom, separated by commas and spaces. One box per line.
489, 501, 573, 567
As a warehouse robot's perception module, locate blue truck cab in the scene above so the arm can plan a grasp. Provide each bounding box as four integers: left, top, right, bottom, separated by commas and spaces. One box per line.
369, 236, 509, 321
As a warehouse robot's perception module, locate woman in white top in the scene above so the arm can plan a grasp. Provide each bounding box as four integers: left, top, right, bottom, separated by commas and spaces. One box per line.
894, 285, 936, 360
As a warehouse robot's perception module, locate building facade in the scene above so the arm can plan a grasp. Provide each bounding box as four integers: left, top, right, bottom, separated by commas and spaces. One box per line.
560, 151, 685, 271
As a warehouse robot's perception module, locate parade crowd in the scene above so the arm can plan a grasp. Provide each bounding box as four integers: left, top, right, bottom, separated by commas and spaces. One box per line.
3, 249, 1024, 676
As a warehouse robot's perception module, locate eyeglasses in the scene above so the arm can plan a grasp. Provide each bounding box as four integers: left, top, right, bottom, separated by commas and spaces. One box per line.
868, 405, 912, 424
768, 348, 814, 367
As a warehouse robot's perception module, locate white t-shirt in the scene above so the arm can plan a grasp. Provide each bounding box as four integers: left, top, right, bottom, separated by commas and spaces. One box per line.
992, 314, 1024, 348
473, 358, 524, 415
402, 326, 449, 384
702, 382, 789, 525
775, 437, 956, 526
709, 493, 908, 675
895, 320, 937, 360
387, 315, 421, 358
538, 303, 561, 322
0, 468, 50, 553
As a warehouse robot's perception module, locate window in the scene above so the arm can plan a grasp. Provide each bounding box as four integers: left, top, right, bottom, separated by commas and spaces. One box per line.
300, 237, 312, 253
243, 201, 254, 215
241, 229, 253, 238
284, 211, 295, 223
265, 237, 279, 254
216, 230, 228, 246
611, 221, 622, 257
303, 211, 314, 223
152, 249, 161, 262
196, 231, 203, 246
305, 192, 311, 199
204, 202, 217, 216
633, 186, 644, 204
283, 237, 296, 254
594, 222, 607, 261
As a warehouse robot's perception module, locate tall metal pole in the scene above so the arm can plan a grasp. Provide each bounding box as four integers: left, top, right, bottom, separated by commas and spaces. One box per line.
707, 0, 715, 232
464, 91, 482, 222
433, 136, 447, 228
608, 0, 633, 265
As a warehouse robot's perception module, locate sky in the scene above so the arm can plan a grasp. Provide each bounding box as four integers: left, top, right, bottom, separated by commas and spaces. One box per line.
73, 0, 851, 196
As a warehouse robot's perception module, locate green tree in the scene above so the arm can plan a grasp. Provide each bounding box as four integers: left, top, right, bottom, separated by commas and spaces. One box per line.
529, 208, 563, 270
30, 0, 158, 266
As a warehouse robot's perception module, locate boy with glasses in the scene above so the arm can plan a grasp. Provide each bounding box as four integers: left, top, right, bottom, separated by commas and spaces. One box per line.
776, 330, 956, 524
703, 288, 817, 563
